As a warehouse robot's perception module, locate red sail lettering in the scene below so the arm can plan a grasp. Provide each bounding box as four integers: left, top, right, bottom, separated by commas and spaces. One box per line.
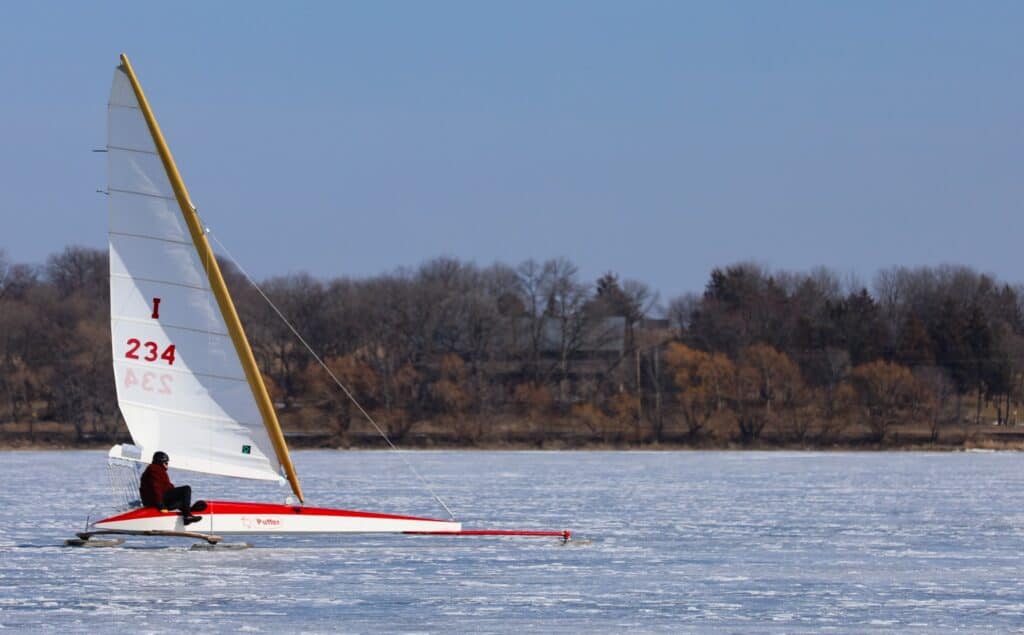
160, 344, 176, 366
125, 339, 177, 366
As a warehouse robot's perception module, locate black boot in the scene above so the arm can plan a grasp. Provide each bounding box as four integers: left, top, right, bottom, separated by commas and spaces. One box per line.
183, 514, 202, 526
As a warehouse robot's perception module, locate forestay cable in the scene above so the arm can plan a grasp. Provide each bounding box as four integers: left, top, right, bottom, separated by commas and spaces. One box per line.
205, 226, 457, 521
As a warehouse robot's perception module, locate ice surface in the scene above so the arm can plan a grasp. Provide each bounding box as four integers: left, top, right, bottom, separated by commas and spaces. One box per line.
2, 450, 1024, 632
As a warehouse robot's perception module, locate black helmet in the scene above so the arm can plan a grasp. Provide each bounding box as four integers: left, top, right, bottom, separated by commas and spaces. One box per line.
152, 451, 169, 465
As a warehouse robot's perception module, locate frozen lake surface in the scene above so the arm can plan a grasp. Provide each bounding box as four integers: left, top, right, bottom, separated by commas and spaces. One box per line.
3, 450, 1024, 632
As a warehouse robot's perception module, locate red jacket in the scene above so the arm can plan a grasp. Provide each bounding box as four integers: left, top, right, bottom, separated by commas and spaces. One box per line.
139, 463, 174, 507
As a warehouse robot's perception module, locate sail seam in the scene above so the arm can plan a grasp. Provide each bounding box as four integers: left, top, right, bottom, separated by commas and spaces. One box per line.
109, 273, 210, 292
108, 187, 176, 201
108, 144, 159, 156
120, 398, 260, 425
115, 359, 248, 384
109, 230, 194, 247
113, 315, 230, 337
108, 102, 141, 111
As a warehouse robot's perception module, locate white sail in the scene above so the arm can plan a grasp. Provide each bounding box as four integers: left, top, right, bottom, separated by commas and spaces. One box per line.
107, 66, 282, 482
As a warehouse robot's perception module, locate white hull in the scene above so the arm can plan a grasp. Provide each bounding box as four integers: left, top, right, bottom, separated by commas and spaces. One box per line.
94, 501, 461, 535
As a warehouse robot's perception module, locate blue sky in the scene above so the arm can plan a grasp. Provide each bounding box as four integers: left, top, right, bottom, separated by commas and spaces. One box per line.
2, 1, 1022, 302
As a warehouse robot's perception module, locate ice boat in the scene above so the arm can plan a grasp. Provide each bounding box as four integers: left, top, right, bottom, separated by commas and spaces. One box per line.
78, 54, 568, 546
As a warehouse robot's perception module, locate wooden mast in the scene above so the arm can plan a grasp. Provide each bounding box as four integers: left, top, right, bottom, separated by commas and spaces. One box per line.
117, 53, 304, 503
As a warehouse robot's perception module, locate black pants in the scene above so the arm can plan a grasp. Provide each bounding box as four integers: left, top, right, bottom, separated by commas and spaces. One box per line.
162, 485, 192, 515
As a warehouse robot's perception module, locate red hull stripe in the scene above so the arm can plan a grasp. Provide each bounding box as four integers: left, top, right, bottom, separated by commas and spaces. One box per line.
407, 529, 572, 540
99, 500, 452, 525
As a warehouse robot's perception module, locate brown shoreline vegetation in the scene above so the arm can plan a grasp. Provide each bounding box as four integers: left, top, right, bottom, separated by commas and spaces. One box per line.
3, 246, 1024, 452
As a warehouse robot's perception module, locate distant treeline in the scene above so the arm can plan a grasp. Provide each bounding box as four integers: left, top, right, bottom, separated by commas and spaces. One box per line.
2, 246, 1023, 447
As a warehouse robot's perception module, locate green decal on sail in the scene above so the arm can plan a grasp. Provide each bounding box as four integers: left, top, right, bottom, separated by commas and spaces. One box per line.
242, 445, 251, 455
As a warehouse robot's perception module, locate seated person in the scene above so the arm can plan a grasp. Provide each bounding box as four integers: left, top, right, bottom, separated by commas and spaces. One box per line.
139, 451, 203, 526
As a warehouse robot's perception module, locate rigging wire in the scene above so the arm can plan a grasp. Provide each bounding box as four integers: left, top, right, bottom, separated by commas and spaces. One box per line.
205, 226, 457, 521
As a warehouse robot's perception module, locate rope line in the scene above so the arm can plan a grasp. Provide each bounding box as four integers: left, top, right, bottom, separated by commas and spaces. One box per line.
206, 227, 457, 521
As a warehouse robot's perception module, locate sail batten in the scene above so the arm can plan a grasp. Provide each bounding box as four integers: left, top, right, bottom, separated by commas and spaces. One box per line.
117, 361, 248, 383
117, 399, 262, 426
107, 146, 159, 156
114, 318, 230, 338
108, 55, 303, 501
108, 189, 177, 201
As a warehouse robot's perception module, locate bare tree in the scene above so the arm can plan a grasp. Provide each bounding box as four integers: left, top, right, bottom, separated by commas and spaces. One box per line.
666, 292, 699, 338
914, 366, 956, 442
730, 344, 803, 444
0, 248, 9, 296
850, 360, 922, 443
539, 258, 593, 402
45, 246, 109, 301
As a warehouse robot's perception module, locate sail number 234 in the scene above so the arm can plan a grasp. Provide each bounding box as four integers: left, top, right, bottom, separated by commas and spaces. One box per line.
125, 338, 176, 365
